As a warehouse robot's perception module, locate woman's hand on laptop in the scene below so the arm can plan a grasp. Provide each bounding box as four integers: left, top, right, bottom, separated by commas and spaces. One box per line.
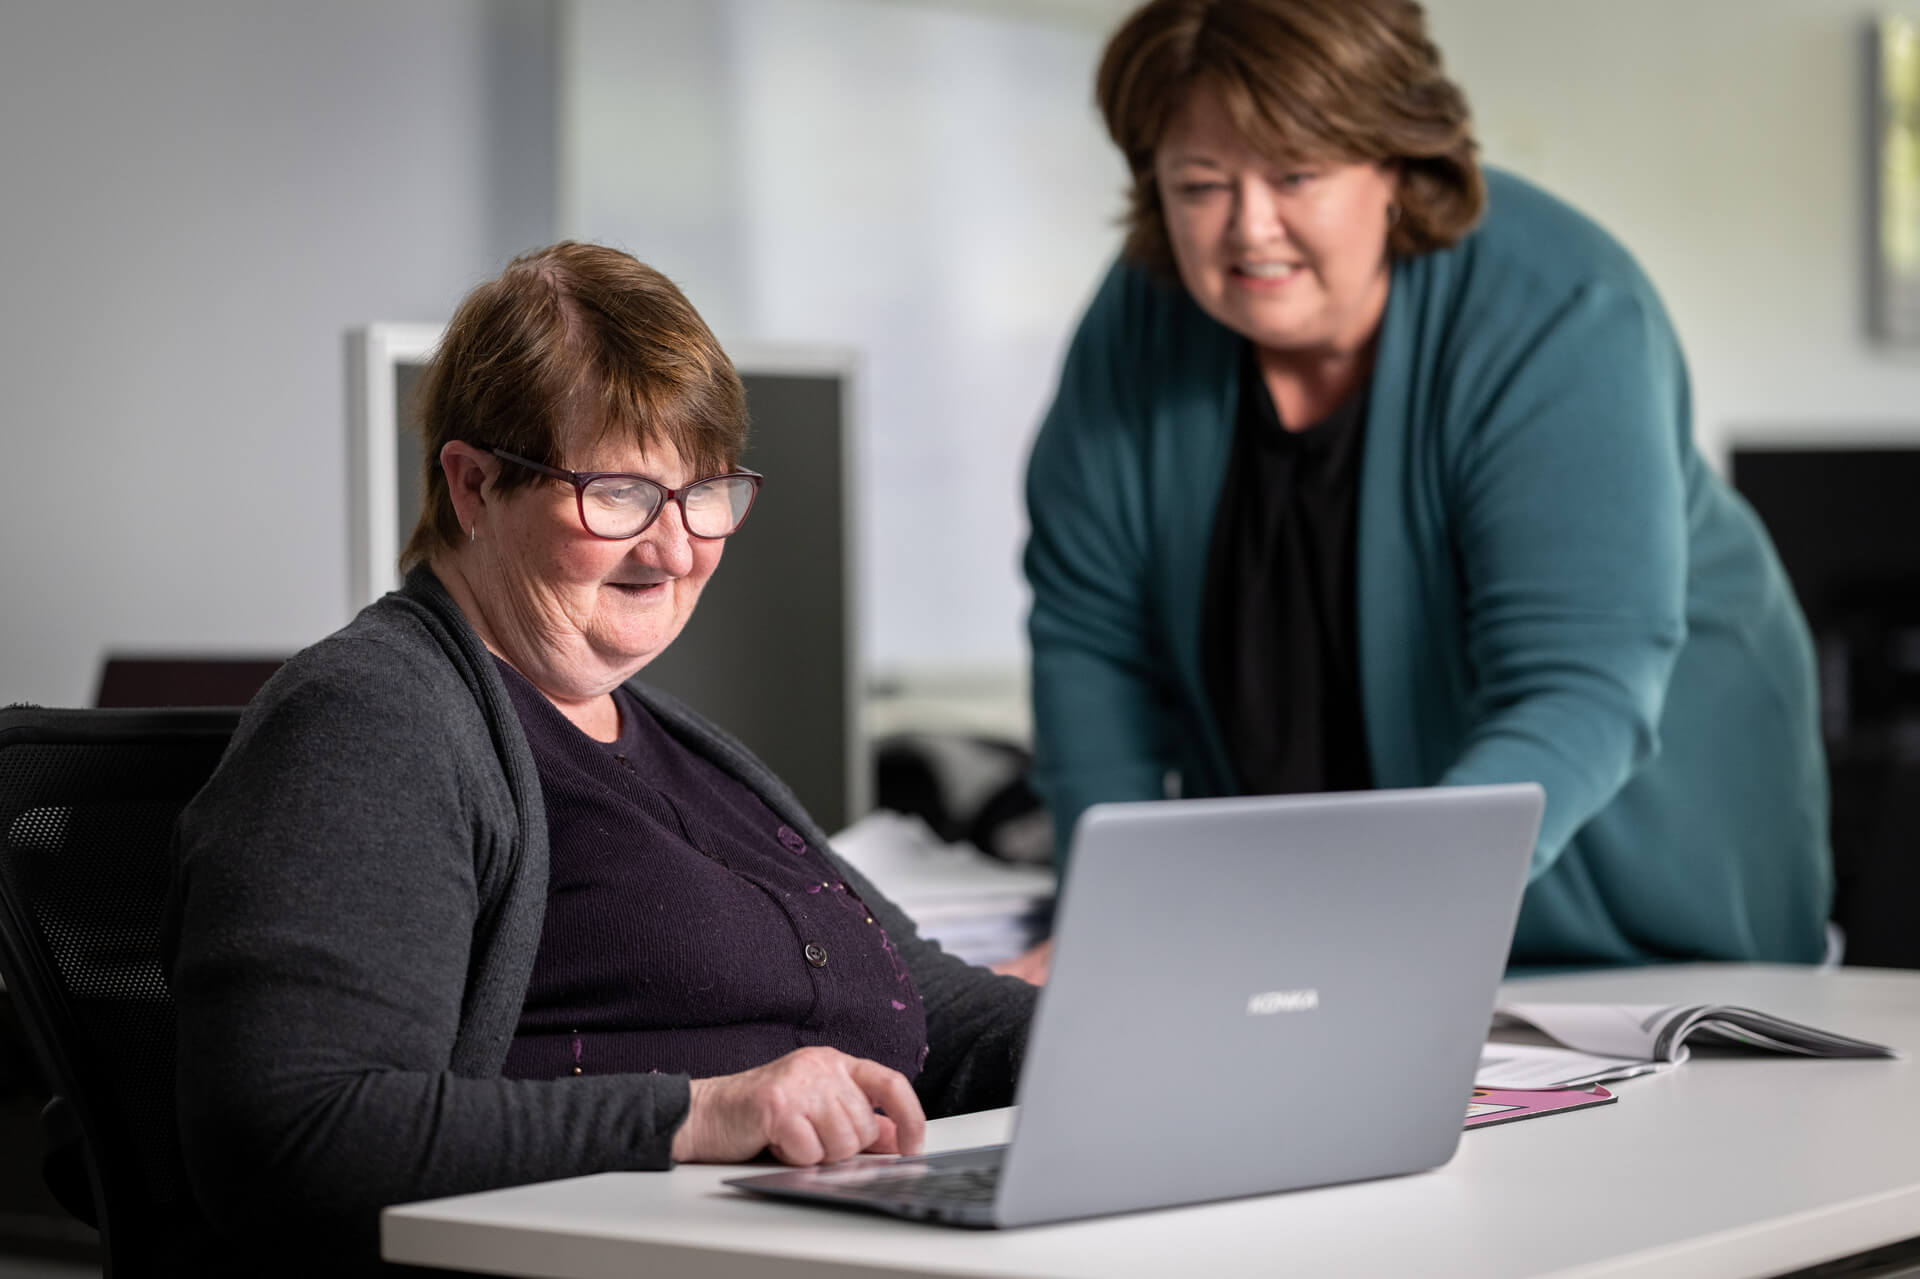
671, 1047, 927, 1165
991, 938, 1053, 985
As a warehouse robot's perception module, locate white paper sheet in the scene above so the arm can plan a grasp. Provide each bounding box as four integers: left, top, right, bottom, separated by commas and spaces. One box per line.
1476, 1041, 1674, 1090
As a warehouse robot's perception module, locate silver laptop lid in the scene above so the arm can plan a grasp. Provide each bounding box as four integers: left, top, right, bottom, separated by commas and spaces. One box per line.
994, 784, 1542, 1227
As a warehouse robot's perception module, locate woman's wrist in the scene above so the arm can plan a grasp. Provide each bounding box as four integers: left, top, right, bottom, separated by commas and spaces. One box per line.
670, 1076, 711, 1163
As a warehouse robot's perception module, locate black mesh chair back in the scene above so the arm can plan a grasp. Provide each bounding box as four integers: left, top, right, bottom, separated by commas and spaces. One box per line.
0, 705, 240, 1276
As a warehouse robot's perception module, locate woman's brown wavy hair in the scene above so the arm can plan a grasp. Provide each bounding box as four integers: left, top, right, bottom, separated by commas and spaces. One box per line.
400, 242, 747, 572
1097, 0, 1485, 276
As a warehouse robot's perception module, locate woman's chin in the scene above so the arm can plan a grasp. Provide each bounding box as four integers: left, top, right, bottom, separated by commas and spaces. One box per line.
595, 620, 687, 673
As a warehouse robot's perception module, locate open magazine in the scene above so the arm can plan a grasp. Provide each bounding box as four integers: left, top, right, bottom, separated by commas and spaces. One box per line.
1476, 1002, 1898, 1090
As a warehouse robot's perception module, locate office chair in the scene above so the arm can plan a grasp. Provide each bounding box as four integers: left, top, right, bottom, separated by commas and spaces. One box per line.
0, 705, 241, 1276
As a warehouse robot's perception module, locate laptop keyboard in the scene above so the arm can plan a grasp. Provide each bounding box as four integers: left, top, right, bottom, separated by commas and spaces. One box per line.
850, 1164, 1001, 1204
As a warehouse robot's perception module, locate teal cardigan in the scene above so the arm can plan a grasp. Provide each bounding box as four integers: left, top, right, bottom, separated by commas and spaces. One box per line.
1024, 170, 1831, 965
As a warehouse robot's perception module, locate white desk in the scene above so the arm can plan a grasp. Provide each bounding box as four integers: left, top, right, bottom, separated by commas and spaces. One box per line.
383, 964, 1920, 1278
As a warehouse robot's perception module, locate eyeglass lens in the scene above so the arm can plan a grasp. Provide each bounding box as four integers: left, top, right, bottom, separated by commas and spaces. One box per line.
580, 474, 757, 539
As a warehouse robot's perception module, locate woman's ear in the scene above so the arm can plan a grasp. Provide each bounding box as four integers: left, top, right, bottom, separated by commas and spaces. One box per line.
440, 441, 497, 539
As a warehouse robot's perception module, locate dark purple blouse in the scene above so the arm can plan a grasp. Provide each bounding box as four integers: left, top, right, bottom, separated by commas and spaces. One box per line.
494, 658, 928, 1082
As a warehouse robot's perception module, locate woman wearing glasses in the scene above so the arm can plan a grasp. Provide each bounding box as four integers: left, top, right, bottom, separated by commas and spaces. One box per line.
1013, 0, 1831, 981
166, 242, 1034, 1273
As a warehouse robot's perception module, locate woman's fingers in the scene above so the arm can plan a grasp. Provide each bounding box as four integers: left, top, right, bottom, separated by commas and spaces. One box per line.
678, 1048, 925, 1165
807, 1089, 867, 1165
865, 1112, 902, 1155
849, 1057, 926, 1155
769, 1097, 878, 1166
767, 1106, 826, 1167
990, 938, 1053, 985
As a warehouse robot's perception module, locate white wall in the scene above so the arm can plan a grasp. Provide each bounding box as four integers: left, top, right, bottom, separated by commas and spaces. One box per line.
1424, 0, 1920, 464
563, 0, 1125, 675
0, 0, 556, 707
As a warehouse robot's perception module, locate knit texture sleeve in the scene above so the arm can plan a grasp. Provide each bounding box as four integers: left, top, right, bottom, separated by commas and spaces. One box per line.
166, 638, 689, 1262
1024, 263, 1177, 867
1436, 280, 1689, 879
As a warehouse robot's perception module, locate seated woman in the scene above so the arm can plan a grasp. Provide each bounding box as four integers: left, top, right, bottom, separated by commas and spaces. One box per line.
164, 242, 1036, 1274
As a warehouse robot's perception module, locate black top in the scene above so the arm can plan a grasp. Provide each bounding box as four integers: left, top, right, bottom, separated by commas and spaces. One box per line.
1202, 343, 1373, 795
495, 657, 929, 1084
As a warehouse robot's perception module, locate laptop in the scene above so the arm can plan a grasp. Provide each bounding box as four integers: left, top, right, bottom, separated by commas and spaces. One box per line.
726, 783, 1544, 1228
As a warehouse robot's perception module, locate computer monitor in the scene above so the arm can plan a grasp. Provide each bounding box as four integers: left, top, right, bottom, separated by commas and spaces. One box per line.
346, 325, 867, 832
1730, 442, 1920, 969
1728, 446, 1920, 634
1730, 443, 1920, 742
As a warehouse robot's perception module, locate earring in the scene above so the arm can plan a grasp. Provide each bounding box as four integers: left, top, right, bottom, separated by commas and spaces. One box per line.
469, 524, 477, 543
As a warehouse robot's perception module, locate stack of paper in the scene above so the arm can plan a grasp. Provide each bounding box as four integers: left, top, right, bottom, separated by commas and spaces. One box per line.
830, 810, 1055, 967
1477, 1001, 1898, 1089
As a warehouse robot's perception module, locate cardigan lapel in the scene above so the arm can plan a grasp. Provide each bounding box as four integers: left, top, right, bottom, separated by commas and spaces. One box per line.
1151, 292, 1245, 798
1354, 252, 1473, 791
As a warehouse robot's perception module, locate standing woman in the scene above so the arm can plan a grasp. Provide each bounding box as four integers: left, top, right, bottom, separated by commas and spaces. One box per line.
1017, 0, 1829, 976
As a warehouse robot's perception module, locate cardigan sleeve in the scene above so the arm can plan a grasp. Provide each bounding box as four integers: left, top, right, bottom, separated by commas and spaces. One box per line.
166, 644, 690, 1257
1436, 280, 1690, 879
1024, 265, 1179, 867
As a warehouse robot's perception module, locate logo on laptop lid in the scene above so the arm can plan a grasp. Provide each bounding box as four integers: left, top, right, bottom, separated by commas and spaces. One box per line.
1245, 988, 1319, 1015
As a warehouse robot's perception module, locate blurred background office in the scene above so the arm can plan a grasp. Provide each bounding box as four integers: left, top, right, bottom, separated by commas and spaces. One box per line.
4, 0, 1920, 753
2, 0, 1919, 1266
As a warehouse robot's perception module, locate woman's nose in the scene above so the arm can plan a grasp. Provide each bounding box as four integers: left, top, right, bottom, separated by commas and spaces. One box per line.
635, 501, 695, 576
1230, 178, 1283, 243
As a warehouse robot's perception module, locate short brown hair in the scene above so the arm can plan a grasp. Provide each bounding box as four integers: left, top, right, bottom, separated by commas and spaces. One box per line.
1097, 0, 1485, 276
400, 241, 748, 571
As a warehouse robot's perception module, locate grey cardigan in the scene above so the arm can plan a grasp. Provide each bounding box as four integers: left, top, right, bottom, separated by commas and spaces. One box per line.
165, 566, 1035, 1270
